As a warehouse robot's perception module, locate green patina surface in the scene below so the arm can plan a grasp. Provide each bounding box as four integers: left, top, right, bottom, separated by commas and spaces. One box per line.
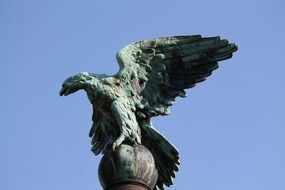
60, 35, 237, 190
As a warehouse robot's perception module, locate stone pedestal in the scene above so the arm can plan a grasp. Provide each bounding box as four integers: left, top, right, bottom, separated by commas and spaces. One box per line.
99, 144, 158, 190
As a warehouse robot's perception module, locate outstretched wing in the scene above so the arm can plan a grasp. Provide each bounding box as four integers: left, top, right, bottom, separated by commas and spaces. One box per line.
116, 35, 237, 118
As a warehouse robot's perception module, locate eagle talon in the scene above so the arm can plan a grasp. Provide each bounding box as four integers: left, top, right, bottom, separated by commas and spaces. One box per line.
112, 133, 129, 151
112, 143, 117, 151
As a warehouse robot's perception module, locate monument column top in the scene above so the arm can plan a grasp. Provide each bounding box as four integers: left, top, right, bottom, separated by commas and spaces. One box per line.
99, 144, 158, 190
107, 183, 148, 190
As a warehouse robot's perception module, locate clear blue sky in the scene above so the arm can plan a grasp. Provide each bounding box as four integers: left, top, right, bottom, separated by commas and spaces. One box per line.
0, 0, 284, 190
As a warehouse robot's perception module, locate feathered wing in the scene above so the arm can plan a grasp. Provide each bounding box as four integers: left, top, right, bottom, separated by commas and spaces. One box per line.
139, 119, 179, 189
116, 35, 238, 189
117, 35, 237, 117
89, 105, 116, 155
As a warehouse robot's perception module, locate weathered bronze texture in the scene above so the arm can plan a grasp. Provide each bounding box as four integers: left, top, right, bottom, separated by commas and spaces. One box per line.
99, 144, 158, 190
60, 35, 238, 189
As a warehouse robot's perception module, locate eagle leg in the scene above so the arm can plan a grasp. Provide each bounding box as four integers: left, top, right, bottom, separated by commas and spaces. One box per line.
111, 99, 141, 150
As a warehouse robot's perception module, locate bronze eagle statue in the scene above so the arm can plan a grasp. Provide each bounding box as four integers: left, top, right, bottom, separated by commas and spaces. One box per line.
59, 35, 237, 189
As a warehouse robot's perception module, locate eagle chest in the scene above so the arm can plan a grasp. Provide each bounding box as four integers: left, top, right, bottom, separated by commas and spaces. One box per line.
93, 85, 121, 111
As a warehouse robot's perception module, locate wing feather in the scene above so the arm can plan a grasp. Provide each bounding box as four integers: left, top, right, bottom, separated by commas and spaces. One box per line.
89, 105, 116, 155
116, 35, 237, 117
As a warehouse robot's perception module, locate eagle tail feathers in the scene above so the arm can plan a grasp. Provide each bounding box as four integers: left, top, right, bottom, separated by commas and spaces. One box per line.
141, 122, 179, 190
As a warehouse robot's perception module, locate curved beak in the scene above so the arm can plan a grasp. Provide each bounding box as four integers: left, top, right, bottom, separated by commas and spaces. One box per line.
59, 85, 68, 96
59, 84, 81, 96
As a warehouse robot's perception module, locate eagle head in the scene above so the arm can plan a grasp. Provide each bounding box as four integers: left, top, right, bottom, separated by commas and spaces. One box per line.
59, 72, 93, 96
